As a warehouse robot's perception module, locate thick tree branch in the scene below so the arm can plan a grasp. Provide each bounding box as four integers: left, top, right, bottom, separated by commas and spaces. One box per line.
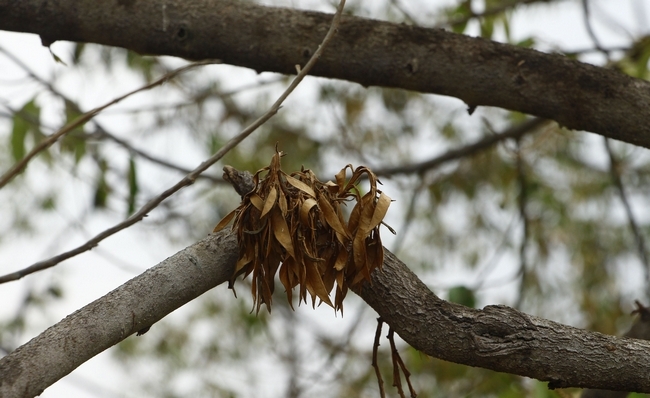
1, 0, 649, 148
4, 169, 650, 397
0, 230, 239, 398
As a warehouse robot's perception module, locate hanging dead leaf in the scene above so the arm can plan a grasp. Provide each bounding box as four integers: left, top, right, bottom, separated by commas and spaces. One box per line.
214, 150, 394, 314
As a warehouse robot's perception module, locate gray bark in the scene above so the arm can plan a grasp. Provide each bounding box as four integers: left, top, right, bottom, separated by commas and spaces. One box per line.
0, 231, 239, 397
1, 0, 650, 148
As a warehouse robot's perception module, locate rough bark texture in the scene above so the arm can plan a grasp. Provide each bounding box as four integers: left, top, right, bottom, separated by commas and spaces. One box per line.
359, 250, 650, 392
1, 0, 650, 148
3, 169, 650, 397
580, 303, 650, 398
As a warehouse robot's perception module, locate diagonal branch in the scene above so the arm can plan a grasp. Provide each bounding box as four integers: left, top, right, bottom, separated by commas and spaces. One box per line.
374, 117, 548, 177
91, 129, 225, 185
0, 0, 346, 284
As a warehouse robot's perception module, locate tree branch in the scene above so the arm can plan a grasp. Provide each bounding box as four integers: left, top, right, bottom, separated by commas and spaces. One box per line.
0, 230, 239, 398
1, 1, 649, 148
4, 168, 650, 397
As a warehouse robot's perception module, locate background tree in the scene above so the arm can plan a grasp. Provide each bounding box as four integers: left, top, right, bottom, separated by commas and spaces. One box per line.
1, 0, 650, 397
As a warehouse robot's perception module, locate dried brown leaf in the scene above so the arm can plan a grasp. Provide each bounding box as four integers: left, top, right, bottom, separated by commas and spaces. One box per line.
285, 174, 316, 197
261, 186, 277, 218
214, 150, 392, 314
213, 208, 237, 232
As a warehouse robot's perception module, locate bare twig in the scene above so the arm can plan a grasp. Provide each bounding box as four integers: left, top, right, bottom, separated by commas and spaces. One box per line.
604, 138, 650, 295
101, 76, 285, 115
0, 0, 347, 284
391, 331, 417, 398
372, 318, 386, 398
0, 60, 217, 190
92, 129, 224, 184
388, 0, 418, 24
374, 118, 548, 177
387, 327, 417, 398
580, 0, 611, 60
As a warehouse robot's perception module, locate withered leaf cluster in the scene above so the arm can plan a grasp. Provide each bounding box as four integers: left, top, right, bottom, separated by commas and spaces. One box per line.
214, 151, 392, 314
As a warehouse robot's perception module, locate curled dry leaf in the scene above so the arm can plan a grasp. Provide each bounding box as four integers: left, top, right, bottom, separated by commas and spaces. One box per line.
215, 150, 393, 314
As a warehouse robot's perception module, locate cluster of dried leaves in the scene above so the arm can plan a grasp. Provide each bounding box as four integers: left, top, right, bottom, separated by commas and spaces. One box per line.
214, 150, 392, 313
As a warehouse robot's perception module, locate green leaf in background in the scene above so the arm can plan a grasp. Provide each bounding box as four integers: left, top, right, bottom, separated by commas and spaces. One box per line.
127, 156, 138, 216
447, 0, 472, 34
10, 99, 41, 163
93, 159, 110, 209
480, 15, 495, 39
60, 100, 87, 163
448, 285, 476, 308
72, 43, 86, 65
516, 37, 536, 49
126, 50, 159, 82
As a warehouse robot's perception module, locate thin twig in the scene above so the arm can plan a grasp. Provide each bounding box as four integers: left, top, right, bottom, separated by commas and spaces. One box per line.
374, 118, 548, 177
388, 0, 418, 24
0, 0, 347, 284
372, 318, 386, 398
101, 77, 285, 115
0, 44, 65, 100
390, 329, 417, 398
604, 138, 650, 295
581, 0, 611, 60
0, 60, 217, 190
92, 129, 224, 184
387, 328, 407, 398
514, 139, 530, 310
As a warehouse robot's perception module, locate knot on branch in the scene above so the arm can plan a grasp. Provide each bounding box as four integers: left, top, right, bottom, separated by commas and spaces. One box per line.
472, 304, 536, 357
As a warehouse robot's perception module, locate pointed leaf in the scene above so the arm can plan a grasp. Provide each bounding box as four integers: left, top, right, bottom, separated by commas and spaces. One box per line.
261, 186, 277, 218
213, 208, 237, 232
285, 174, 316, 197
305, 262, 333, 307
127, 157, 138, 216
318, 195, 349, 240
300, 198, 318, 226
271, 207, 295, 258
249, 193, 264, 211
